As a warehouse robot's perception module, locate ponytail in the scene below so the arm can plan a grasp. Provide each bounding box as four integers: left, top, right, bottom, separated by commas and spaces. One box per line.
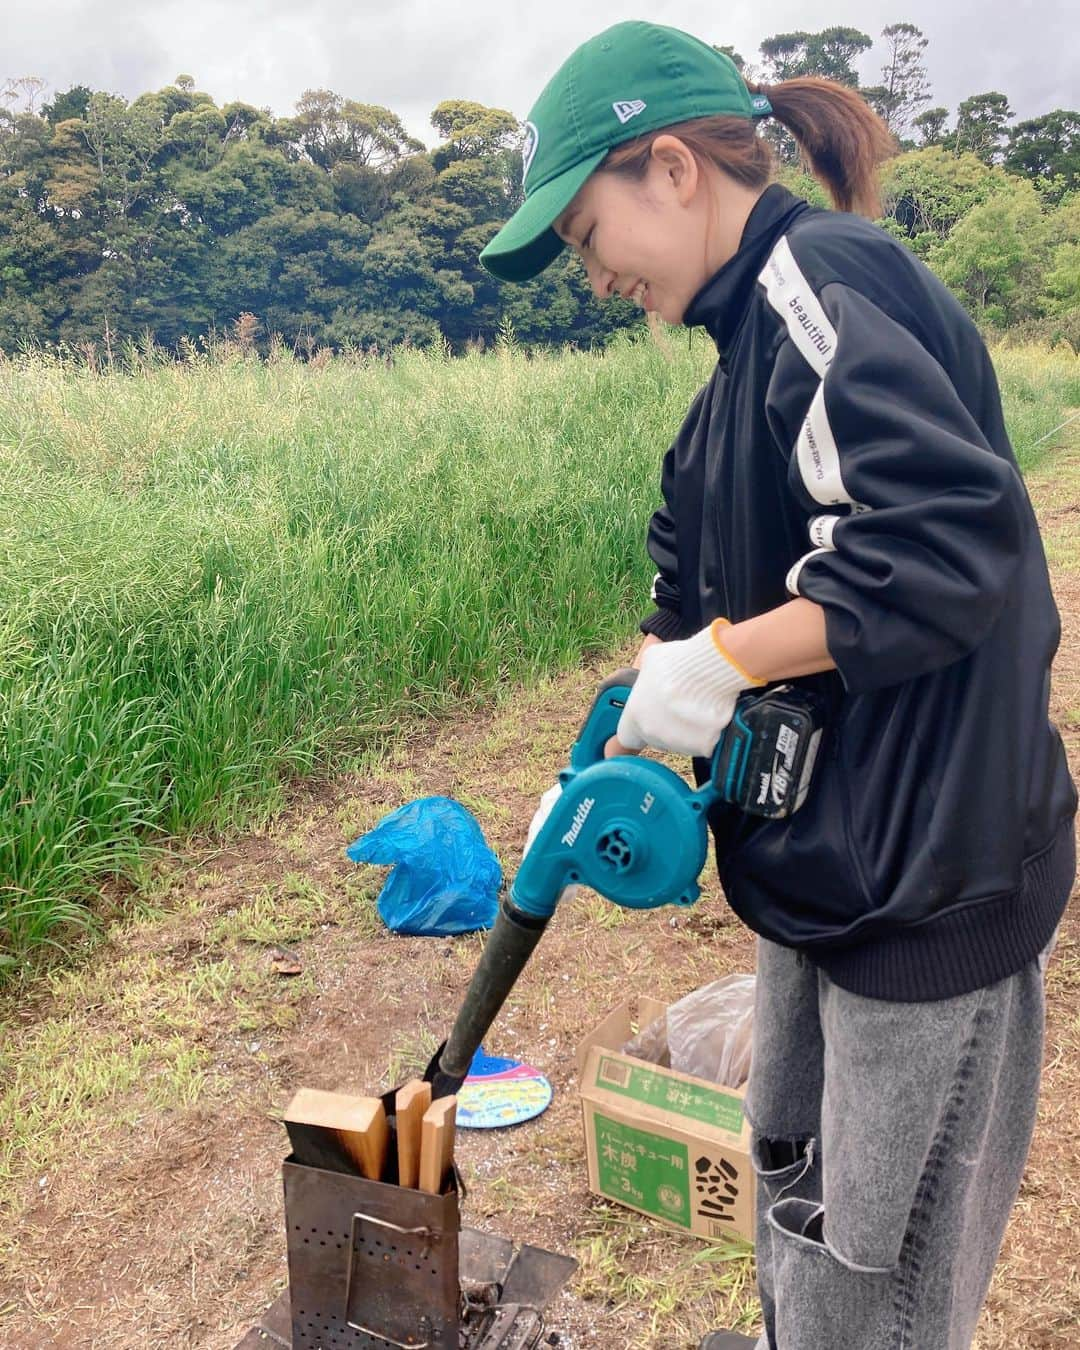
602, 78, 896, 219
747, 78, 897, 217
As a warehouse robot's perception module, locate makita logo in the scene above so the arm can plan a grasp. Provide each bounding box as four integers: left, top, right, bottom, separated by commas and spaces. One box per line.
757, 767, 789, 807
613, 100, 646, 124
787, 295, 834, 361
561, 796, 596, 848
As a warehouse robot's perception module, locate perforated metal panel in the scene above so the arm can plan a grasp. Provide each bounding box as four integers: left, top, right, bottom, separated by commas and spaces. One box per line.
283, 1161, 459, 1350
239, 1163, 576, 1350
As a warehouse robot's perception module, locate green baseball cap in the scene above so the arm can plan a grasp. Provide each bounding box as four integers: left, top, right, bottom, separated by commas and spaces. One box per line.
479, 21, 771, 283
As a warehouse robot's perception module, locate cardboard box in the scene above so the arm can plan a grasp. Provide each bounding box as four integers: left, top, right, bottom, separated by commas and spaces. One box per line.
576, 994, 755, 1244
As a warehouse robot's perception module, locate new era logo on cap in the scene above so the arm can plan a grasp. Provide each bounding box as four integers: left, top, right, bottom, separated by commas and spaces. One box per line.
521, 121, 539, 185
612, 99, 646, 124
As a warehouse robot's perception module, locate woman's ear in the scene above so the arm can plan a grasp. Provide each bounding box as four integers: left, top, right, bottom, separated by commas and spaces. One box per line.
649, 134, 699, 205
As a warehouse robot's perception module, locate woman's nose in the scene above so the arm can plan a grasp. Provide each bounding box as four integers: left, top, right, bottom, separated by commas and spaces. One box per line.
584, 257, 616, 301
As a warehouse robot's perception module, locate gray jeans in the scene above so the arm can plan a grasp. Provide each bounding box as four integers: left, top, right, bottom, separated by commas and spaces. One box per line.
745, 937, 1050, 1350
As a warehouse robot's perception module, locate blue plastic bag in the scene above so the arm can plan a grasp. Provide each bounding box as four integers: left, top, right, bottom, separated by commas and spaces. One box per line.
346, 795, 502, 936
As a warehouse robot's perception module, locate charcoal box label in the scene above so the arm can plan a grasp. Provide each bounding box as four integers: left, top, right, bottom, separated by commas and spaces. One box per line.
593, 1111, 691, 1228
596, 1056, 744, 1134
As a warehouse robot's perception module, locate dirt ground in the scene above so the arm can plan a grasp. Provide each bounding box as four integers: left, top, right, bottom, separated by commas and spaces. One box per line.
1, 445, 1078, 1350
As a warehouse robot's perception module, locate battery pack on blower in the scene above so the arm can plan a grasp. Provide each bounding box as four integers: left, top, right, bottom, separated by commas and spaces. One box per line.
712, 684, 824, 819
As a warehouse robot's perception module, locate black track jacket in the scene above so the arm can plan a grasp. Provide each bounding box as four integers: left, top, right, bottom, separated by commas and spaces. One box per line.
639, 185, 1076, 1001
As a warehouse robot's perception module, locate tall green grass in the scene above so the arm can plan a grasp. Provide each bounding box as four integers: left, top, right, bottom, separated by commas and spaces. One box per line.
990, 346, 1080, 471
1, 335, 1077, 964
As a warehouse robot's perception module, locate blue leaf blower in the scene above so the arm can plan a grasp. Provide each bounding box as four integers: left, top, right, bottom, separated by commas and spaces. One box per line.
427, 668, 823, 1098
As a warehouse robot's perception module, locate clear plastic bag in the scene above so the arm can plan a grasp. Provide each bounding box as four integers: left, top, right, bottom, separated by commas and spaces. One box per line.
622, 974, 755, 1088
346, 795, 502, 936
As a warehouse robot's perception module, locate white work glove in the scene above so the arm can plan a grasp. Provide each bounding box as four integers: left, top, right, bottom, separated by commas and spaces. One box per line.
616, 619, 765, 758
523, 783, 579, 902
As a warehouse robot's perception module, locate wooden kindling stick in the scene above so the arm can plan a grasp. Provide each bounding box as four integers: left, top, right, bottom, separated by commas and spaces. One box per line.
283, 1088, 389, 1179
395, 1079, 432, 1189
418, 1095, 457, 1195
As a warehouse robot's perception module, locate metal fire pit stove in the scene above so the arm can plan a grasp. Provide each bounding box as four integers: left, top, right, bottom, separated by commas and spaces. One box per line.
237, 1155, 575, 1350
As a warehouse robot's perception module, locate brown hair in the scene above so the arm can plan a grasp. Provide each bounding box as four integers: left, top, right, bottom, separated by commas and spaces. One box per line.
602, 77, 896, 218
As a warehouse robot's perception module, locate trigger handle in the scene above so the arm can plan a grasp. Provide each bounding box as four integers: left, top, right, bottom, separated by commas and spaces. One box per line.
567, 668, 639, 773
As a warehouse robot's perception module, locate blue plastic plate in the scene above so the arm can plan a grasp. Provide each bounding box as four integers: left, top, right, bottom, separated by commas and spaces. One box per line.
455, 1046, 553, 1129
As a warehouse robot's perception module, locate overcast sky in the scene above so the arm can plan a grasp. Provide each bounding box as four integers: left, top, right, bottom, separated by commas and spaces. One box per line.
6, 1, 1077, 145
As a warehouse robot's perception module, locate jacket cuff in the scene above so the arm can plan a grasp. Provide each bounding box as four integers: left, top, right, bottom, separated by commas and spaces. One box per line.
639, 607, 685, 641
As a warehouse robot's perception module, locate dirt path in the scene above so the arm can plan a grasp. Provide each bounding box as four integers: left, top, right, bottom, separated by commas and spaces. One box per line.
1, 446, 1077, 1350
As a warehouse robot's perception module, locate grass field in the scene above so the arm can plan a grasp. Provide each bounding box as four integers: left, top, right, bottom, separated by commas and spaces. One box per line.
2, 335, 1079, 966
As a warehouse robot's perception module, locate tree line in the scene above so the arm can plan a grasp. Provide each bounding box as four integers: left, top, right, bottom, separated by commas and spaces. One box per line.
1, 22, 1078, 357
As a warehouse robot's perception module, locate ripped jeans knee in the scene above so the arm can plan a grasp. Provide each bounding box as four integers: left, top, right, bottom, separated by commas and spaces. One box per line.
751, 1134, 899, 1349
751, 1133, 818, 1206
769, 1197, 897, 1276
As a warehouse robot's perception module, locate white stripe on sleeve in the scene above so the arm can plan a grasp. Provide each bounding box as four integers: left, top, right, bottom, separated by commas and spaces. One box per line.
758, 236, 837, 379
759, 234, 868, 523
785, 548, 833, 597
808, 514, 840, 550
796, 383, 855, 507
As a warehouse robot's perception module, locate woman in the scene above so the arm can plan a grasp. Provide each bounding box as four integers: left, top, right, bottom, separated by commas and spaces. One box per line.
483, 21, 1076, 1350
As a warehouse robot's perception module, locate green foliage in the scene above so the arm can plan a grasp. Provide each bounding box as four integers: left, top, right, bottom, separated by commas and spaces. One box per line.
1038, 197, 1080, 322
282, 90, 423, 171
331, 152, 436, 223
954, 92, 1014, 164
1042, 240, 1080, 314
914, 107, 949, 147
41, 84, 91, 124
498, 255, 641, 348
759, 27, 872, 85
929, 179, 1047, 326
881, 151, 1080, 331
0, 72, 638, 354
881, 147, 1012, 255
82, 91, 163, 219
0, 40, 1075, 355
774, 165, 831, 209
430, 100, 518, 161
1004, 111, 1080, 198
